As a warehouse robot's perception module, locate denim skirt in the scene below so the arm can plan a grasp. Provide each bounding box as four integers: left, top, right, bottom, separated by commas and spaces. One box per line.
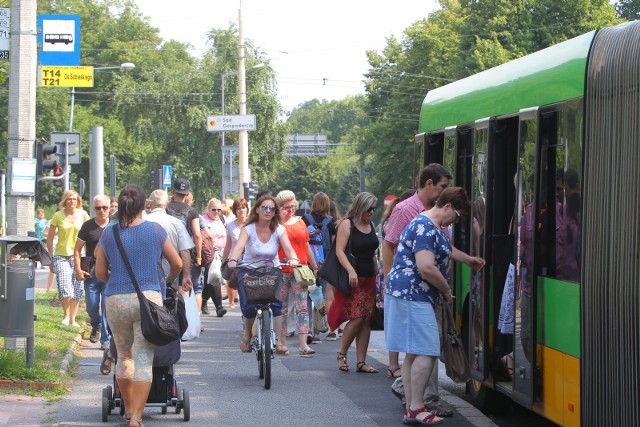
384, 294, 440, 357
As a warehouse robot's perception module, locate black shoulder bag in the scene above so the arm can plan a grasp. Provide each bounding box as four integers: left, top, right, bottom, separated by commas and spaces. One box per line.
113, 226, 180, 346
318, 219, 355, 296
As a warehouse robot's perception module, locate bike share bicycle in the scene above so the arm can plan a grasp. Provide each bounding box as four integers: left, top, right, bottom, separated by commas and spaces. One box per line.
227, 261, 283, 390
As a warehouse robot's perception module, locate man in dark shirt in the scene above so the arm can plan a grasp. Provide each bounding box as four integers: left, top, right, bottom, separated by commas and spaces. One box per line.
74, 195, 111, 350
167, 178, 204, 312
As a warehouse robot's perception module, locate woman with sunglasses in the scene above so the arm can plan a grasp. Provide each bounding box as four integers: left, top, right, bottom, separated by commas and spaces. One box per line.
200, 198, 228, 317
227, 195, 299, 353
384, 187, 471, 425
47, 190, 90, 327
328, 192, 380, 374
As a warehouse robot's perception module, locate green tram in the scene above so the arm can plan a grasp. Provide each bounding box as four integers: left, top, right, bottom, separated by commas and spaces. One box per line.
414, 21, 640, 426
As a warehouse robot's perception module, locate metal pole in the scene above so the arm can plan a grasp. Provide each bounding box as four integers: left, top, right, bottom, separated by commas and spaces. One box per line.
65, 87, 75, 192
238, 6, 248, 197
90, 127, 104, 212
0, 169, 5, 236
109, 155, 116, 198
221, 73, 226, 199
63, 138, 70, 192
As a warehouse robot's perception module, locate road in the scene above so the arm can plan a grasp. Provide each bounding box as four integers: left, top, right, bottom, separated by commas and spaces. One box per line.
32, 270, 553, 426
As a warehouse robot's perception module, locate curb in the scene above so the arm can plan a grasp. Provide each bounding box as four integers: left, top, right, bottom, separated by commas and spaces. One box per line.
60, 332, 83, 375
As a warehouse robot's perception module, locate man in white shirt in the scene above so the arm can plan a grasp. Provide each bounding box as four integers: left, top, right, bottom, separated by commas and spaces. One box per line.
146, 189, 194, 292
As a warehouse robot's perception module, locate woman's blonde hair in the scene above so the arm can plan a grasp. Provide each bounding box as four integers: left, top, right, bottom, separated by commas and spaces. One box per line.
274, 190, 296, 207
343, 192, 377, 223
59, 190, 82, 209
207, 197, 221, 208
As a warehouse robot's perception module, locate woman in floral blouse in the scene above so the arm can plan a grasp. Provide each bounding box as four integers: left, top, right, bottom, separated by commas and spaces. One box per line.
384, 187, 470, 425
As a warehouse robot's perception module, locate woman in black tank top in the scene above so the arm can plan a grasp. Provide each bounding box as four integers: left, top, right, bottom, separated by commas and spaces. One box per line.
328, 192, 380, 374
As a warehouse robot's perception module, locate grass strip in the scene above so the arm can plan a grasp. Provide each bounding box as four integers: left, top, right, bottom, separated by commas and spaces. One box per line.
0, 291, 89, 395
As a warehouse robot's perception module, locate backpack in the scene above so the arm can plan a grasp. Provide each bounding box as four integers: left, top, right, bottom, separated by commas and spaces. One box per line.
167, 202, 195, 236
201, 228, 216, 266
304, 214, 333, 264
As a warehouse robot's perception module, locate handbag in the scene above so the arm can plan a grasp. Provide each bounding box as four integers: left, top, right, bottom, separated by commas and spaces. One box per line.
441, 302, 471, 383
317, 219, 355, 296
113, 226, 181, 346
293, 265, 316, 287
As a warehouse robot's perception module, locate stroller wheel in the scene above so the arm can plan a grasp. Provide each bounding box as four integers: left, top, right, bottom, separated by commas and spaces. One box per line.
182, 389, 190, 421
101, 386, 112, 422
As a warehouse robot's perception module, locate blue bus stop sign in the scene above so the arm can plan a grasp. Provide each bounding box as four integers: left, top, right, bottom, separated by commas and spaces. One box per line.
162, 165, 172, 191
37, 14, 80, 66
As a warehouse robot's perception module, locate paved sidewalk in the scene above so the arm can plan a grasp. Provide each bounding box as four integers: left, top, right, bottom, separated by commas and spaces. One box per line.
0, 394, 54, 427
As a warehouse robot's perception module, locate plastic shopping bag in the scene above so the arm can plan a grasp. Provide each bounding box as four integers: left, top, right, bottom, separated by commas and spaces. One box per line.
207, 254, 222, 286
181, 290, 201, 341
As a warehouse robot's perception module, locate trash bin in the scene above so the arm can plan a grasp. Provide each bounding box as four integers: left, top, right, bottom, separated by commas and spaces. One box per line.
0, 236, 47, 367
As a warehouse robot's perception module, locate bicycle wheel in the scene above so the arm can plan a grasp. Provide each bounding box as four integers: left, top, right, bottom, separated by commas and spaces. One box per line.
262, 308, 272, 389
257, 314, 264, 379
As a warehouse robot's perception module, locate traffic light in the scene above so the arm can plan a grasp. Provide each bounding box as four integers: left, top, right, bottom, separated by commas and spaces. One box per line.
35, 143, 58, 176
52, 165, 64, 187
149, 169, 162, 190
248, 182, 258, 200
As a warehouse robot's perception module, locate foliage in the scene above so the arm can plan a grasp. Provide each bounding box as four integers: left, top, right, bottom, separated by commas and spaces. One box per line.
616, 0, 640, 19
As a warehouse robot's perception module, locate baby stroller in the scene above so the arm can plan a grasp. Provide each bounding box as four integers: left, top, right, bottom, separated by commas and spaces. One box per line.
102, 286, 191, 421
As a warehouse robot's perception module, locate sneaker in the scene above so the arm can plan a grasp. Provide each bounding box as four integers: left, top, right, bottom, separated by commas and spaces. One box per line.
311, 334, 321, 344
338, 328, 344, 337
89, 329, 100, 343
325, 332, 337, 341
71, 322, 81, 328
61, 318, 70, 326
216, 307, 227, 317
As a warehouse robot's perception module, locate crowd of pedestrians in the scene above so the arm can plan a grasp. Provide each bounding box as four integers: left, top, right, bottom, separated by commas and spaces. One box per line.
35, 164, 486, 426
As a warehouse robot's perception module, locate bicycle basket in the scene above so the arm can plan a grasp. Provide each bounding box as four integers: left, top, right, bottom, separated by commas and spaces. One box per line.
242, 266, 283, 305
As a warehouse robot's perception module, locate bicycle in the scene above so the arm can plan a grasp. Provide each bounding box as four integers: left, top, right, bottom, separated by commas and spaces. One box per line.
231, 262, 283, 390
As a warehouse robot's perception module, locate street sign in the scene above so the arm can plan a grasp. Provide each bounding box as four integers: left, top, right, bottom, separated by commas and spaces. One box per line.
50, 132, 81, 165
384, 194, 397, 208
207, 115, 256, 132
38, 66, 93, 87
37, 14, 81, 66
10, 158, 37, 196
162, 165, 172, 190
0, 8, 9, 61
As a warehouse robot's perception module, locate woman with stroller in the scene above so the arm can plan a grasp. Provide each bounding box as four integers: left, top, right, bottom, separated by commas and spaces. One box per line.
95, 184, 182, 427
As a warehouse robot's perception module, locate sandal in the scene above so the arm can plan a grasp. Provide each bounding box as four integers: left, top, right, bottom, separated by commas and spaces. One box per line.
298, 346, 316, 355
387, 366, 402, 378
100, 349, 115, 375
240, 339, 252, 353
356, 361, 379, 374
337, 352, 350, 372
129, 418, 144, 427
276, 344, 289, 355
403, 407, 444, 425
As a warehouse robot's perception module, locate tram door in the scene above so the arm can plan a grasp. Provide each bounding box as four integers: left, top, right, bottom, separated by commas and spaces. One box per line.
511, 110, 538, 407
469, 120, 488, 379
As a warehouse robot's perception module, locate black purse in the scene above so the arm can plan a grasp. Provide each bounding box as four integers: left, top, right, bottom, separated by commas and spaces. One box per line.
113, 226, 181, 346
318, 219, 355, 296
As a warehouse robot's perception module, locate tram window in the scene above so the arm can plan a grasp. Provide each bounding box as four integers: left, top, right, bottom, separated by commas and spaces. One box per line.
426, 133, 444, 165
538, 101, 582, 283
455, 128, 473, 254
444, 135, 456, 184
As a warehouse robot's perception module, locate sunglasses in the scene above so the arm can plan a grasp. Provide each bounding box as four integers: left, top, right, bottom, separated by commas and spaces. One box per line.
260, 206, 276, 212
210, 208, 222, 212
367, 206, 377, 213
282, 205, 296, 211
95, 206, 109, 211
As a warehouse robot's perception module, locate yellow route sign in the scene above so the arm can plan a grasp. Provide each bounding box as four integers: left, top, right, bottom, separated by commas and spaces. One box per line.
38, 66, 94, 87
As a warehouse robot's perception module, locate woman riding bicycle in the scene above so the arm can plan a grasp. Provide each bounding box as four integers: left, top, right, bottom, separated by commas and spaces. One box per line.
227, 195, 299, 353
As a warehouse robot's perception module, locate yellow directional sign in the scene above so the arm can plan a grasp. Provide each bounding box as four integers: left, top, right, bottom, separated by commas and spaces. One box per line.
38, 66, 94, 87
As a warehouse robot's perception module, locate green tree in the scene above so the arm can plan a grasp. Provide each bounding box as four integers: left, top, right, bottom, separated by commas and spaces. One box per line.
616, 0, 640, 19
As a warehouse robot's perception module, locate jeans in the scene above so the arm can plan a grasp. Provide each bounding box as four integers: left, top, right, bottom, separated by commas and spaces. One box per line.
84, 276, 110, 347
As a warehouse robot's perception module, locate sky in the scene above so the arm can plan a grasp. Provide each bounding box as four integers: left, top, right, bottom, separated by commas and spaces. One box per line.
133, 0, 439, 111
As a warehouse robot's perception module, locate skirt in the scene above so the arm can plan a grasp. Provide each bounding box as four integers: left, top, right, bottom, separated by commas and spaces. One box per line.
327, 276, 376, 331
384, 294, 440, 357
